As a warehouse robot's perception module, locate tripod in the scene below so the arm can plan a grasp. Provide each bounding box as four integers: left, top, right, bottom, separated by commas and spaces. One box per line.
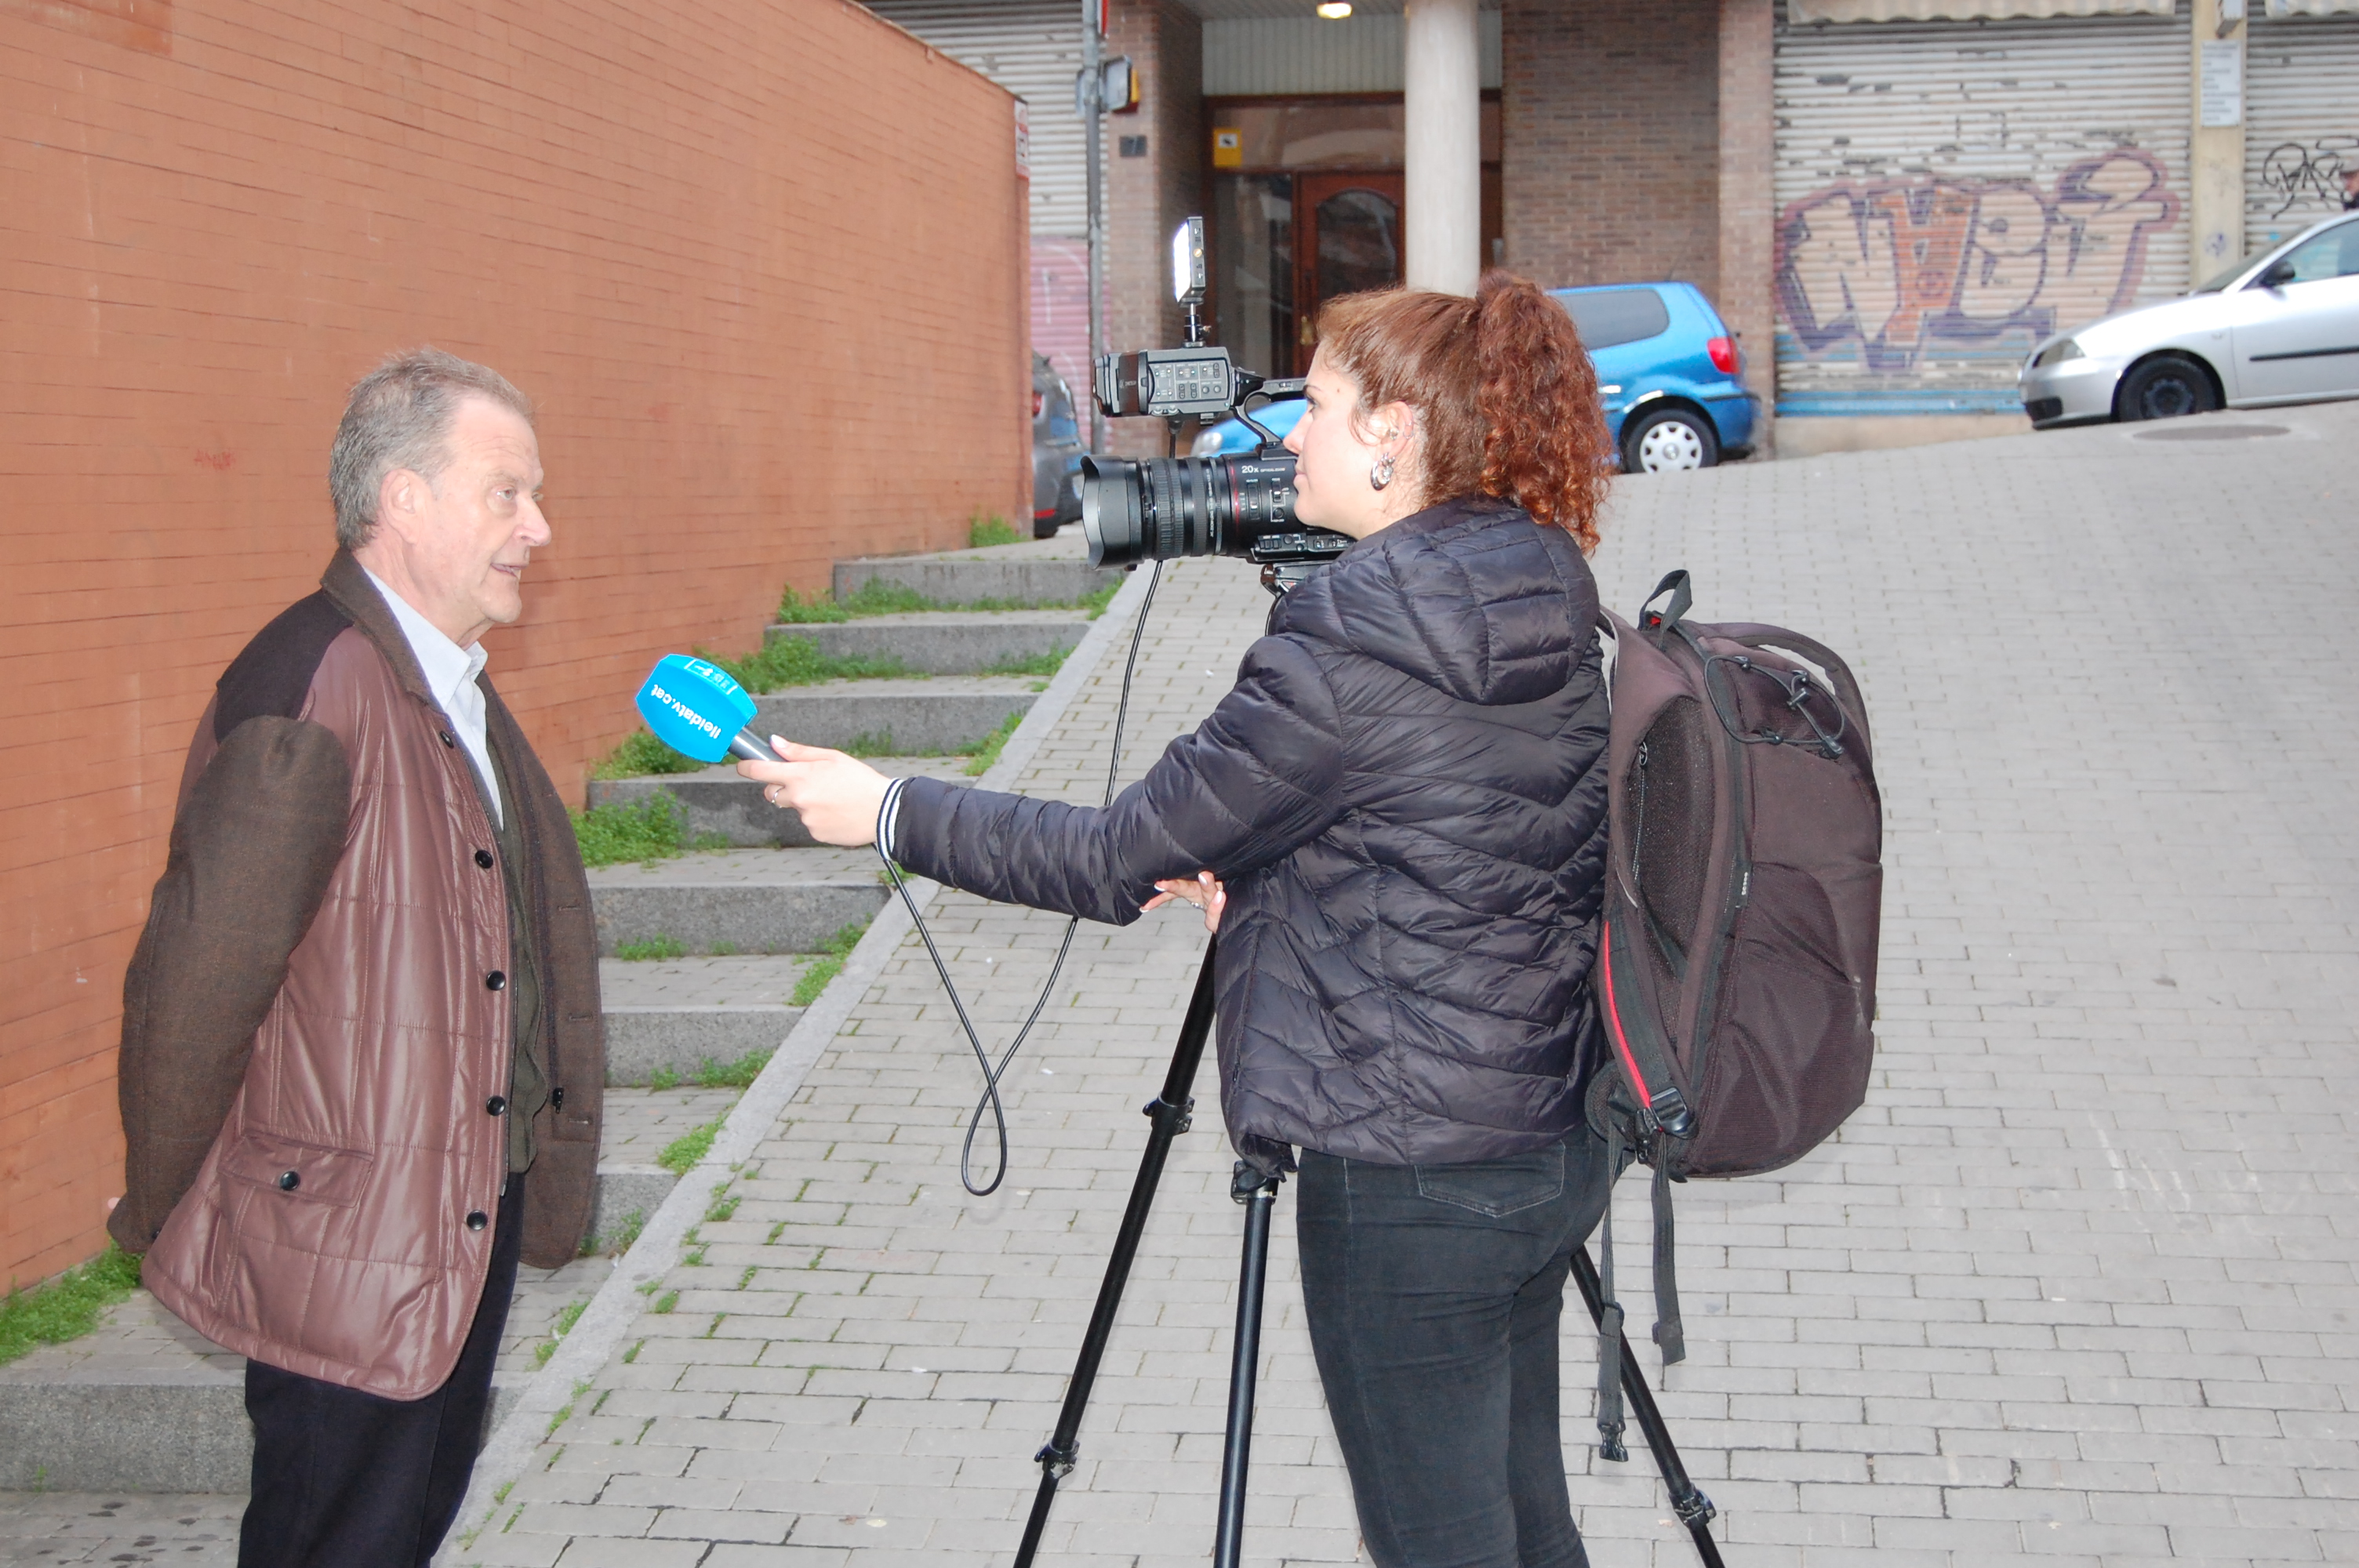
1009, 939, 1725, 1567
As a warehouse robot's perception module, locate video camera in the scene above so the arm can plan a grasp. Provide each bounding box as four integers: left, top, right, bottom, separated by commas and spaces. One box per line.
1079, 218, 1350, 591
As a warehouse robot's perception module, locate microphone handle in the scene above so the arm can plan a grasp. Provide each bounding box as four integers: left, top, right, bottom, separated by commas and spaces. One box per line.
726, 729, 782, 763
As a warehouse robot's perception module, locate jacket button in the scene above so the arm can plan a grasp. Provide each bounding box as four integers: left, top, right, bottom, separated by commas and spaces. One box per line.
465, 1210, 489, 1231
486, 971, 507, 991
475, 849, 495, 869
486, 1095, 507, 1116
277, 1171, 300, 1191
439, 730, 457, 748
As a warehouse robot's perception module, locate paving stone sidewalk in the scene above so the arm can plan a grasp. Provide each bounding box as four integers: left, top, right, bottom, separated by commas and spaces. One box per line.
13, 405, 2359, 1566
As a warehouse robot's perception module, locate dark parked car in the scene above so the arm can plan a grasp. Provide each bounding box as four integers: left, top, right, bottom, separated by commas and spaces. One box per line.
1190, 281, 1757, 475
1032, 353, 1085, 538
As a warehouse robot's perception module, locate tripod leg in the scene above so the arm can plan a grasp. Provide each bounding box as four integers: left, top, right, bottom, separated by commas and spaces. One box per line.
1013, 942, 1220, 1568
1569, 1245, 1725, 1568
1214, 1161, 1282, 1568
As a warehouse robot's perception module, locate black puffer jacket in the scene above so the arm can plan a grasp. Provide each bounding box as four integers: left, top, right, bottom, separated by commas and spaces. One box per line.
893, 494, 1611, 1168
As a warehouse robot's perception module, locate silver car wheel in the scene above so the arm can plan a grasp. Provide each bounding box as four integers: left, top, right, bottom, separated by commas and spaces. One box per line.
1636, 418, 1707, 472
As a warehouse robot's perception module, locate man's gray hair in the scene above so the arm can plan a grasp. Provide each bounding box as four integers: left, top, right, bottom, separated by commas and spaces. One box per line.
328, 348, 534, 550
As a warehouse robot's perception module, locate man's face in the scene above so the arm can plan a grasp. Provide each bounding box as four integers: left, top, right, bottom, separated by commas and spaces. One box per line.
373, 397, 549, 646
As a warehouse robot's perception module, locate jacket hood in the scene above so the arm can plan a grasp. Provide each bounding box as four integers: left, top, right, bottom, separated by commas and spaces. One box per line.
1278, 494, 1597, 707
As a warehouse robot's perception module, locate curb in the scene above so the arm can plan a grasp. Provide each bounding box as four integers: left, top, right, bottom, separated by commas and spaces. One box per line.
438, 562, 1158, 1559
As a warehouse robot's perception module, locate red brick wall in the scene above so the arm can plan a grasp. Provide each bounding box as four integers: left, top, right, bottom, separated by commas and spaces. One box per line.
1717, 0, 1776, 412
0, 0, 1027, 1289
1500, 0, 1722, 301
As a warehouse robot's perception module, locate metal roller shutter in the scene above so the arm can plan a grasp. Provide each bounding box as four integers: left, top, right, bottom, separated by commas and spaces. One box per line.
1773, 12, 2192, 416
863, 0, 1088, 241
2245, 19, 2359, 253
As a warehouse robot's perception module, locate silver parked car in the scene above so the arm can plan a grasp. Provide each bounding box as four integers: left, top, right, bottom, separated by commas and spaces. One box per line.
2019, 213, 2359, 428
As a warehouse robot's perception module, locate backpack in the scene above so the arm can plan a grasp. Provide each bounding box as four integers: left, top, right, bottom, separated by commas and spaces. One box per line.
1584, 570, 1884, 1458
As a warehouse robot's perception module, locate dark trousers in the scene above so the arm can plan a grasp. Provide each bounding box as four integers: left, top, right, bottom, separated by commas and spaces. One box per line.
239, 1173, 525, 1568
1296, 1131, 1612, 1568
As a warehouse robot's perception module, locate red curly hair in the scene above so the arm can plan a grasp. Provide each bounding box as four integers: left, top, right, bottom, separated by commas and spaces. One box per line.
1314, 271, 1613, 554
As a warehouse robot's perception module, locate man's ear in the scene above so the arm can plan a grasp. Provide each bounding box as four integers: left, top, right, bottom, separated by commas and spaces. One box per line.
375, 467, 425, 545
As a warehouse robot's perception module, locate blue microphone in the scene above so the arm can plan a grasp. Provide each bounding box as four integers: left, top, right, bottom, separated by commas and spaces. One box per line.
634, 654, 780, 763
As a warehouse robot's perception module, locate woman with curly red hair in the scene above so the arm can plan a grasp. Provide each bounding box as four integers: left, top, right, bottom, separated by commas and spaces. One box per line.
747, 271, 1619, 1568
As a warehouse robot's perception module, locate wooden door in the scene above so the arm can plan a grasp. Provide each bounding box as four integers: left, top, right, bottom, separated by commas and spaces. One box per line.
1292, 172, 1406, 373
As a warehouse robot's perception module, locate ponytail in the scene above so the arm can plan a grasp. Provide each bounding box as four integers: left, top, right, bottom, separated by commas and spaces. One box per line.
1316, 270, 1614, 554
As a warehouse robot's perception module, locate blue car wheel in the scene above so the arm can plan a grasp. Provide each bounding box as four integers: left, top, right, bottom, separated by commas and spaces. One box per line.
1621, 405, 1719, 474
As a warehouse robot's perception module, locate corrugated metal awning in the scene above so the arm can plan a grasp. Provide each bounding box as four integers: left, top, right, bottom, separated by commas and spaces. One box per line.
1787, 0, 2173, 23
2263, 0, 2359, 16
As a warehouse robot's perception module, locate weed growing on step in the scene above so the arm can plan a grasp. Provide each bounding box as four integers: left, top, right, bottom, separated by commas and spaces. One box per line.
964, 709, 1026, 778
787, 919, 872, 1007
841, 731, 904, 758
584, 1209, 645, 1257
0, 1245, 141, 1367
657, 1115, 726, 1174
706, 634, 905, 695
706, 1189, 743, 1223
589, 730, 707, 779
571, 793, 688, 868
801, 575, 1125, 620
623, 1338, 645, 1364
981, 645, 1073, 678
773, 584, 852, 624
533, 1297, 591, 1368
614, 934, 688, 962
738, 1265, 758, 1289
652, 1290, 679, 1315
691, 1050, 771, 1090
968, 512, 1022, 549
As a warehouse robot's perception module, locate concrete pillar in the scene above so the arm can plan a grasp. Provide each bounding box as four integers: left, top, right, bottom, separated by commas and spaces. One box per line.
1717, 0, 1776, 441
1405, 0, 1482, 296
2190, 0, 2246, 285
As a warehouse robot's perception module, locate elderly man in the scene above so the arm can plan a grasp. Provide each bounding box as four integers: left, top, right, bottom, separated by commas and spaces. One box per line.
108, 348, 605, 1566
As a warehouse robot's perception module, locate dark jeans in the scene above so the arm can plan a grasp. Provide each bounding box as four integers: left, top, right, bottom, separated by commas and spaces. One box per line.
1296, 1131, 1611, 1568
239, 1173, 525, 1568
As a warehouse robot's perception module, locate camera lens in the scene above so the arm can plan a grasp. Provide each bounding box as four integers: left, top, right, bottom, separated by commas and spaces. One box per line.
1081, 452, 1303, 568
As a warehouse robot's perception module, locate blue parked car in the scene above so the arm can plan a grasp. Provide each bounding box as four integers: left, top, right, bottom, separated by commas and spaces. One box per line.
1190, 282, 1756, 474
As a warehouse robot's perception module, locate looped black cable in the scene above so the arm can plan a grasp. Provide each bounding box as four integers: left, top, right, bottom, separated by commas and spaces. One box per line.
877, 559, 1169, 1196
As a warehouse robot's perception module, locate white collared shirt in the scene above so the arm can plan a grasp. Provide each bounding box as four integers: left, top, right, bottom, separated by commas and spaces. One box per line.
362, 566, 503, 826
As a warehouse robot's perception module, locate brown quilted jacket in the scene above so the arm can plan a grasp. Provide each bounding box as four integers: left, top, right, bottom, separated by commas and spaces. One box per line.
108, 550, 604, 1399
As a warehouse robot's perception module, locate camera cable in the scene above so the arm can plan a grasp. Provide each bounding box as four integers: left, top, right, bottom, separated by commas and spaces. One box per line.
875, 558, 1168, 1196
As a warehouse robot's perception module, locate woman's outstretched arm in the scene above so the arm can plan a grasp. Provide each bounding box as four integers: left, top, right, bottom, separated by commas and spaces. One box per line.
738, 633, 1344, 925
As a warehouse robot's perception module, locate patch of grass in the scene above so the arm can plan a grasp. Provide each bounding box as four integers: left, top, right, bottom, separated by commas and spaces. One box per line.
657, 1116, 725, 1174
964, 710, 1027, 778
590, 730, 709, 780
838, 577, 936, 616
981, 645, 1073, 678
738, 1265, 758, 1289
834, 575, 1125, 619
652, 1290, 679, 1315
571, 793, 686, 868
545, 1378, 591, 1439
586, 1209, 645, 1257
533, 1298, 591, 1368
765, 1221, 787, 1243
706, 1190, 743, 1224
683, 1243, 708, 1269
709, 940, 739, 956
0, 1246, 141, 1367
1081, 580, 1122, 619
710, 635, 905, 695
623, 1338, 645, 1364
774, 584, 852, 624
841, 731, 905, 759
968, 513, 1022, 549
787, 919, 871, 1007
692, 1051, 770, 1090
614, 934, 688, 962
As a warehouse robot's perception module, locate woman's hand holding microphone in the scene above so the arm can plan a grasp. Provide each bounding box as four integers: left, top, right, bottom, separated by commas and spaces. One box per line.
739, 739, 1225, 929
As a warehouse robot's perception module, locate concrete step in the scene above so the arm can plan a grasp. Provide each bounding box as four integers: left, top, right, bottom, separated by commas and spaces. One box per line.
585, 755, 972, 850
768, 610, 1089, 674
743, 675, 1038, 757
0, 1087, 739, 1491
587, 845, 887, 958
599, 953, 813, 1084
833, 548, 1121, 608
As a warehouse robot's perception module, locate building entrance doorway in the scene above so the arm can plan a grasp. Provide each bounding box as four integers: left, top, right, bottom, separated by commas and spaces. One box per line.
1294, 172, 1405, 372
1207, 95, 1499, 380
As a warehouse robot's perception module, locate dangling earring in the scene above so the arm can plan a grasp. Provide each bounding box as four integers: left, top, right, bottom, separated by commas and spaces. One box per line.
1369, 452, 1396, 492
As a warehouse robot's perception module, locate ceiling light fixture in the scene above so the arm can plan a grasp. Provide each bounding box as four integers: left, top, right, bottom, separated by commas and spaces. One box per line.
1317, 2, 1353, 16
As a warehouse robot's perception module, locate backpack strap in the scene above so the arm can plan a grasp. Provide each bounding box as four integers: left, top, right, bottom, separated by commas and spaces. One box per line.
1651, 1142, 1686, 1363
1594, 1126, 1630, 1462
1638, 570, 1692, 635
